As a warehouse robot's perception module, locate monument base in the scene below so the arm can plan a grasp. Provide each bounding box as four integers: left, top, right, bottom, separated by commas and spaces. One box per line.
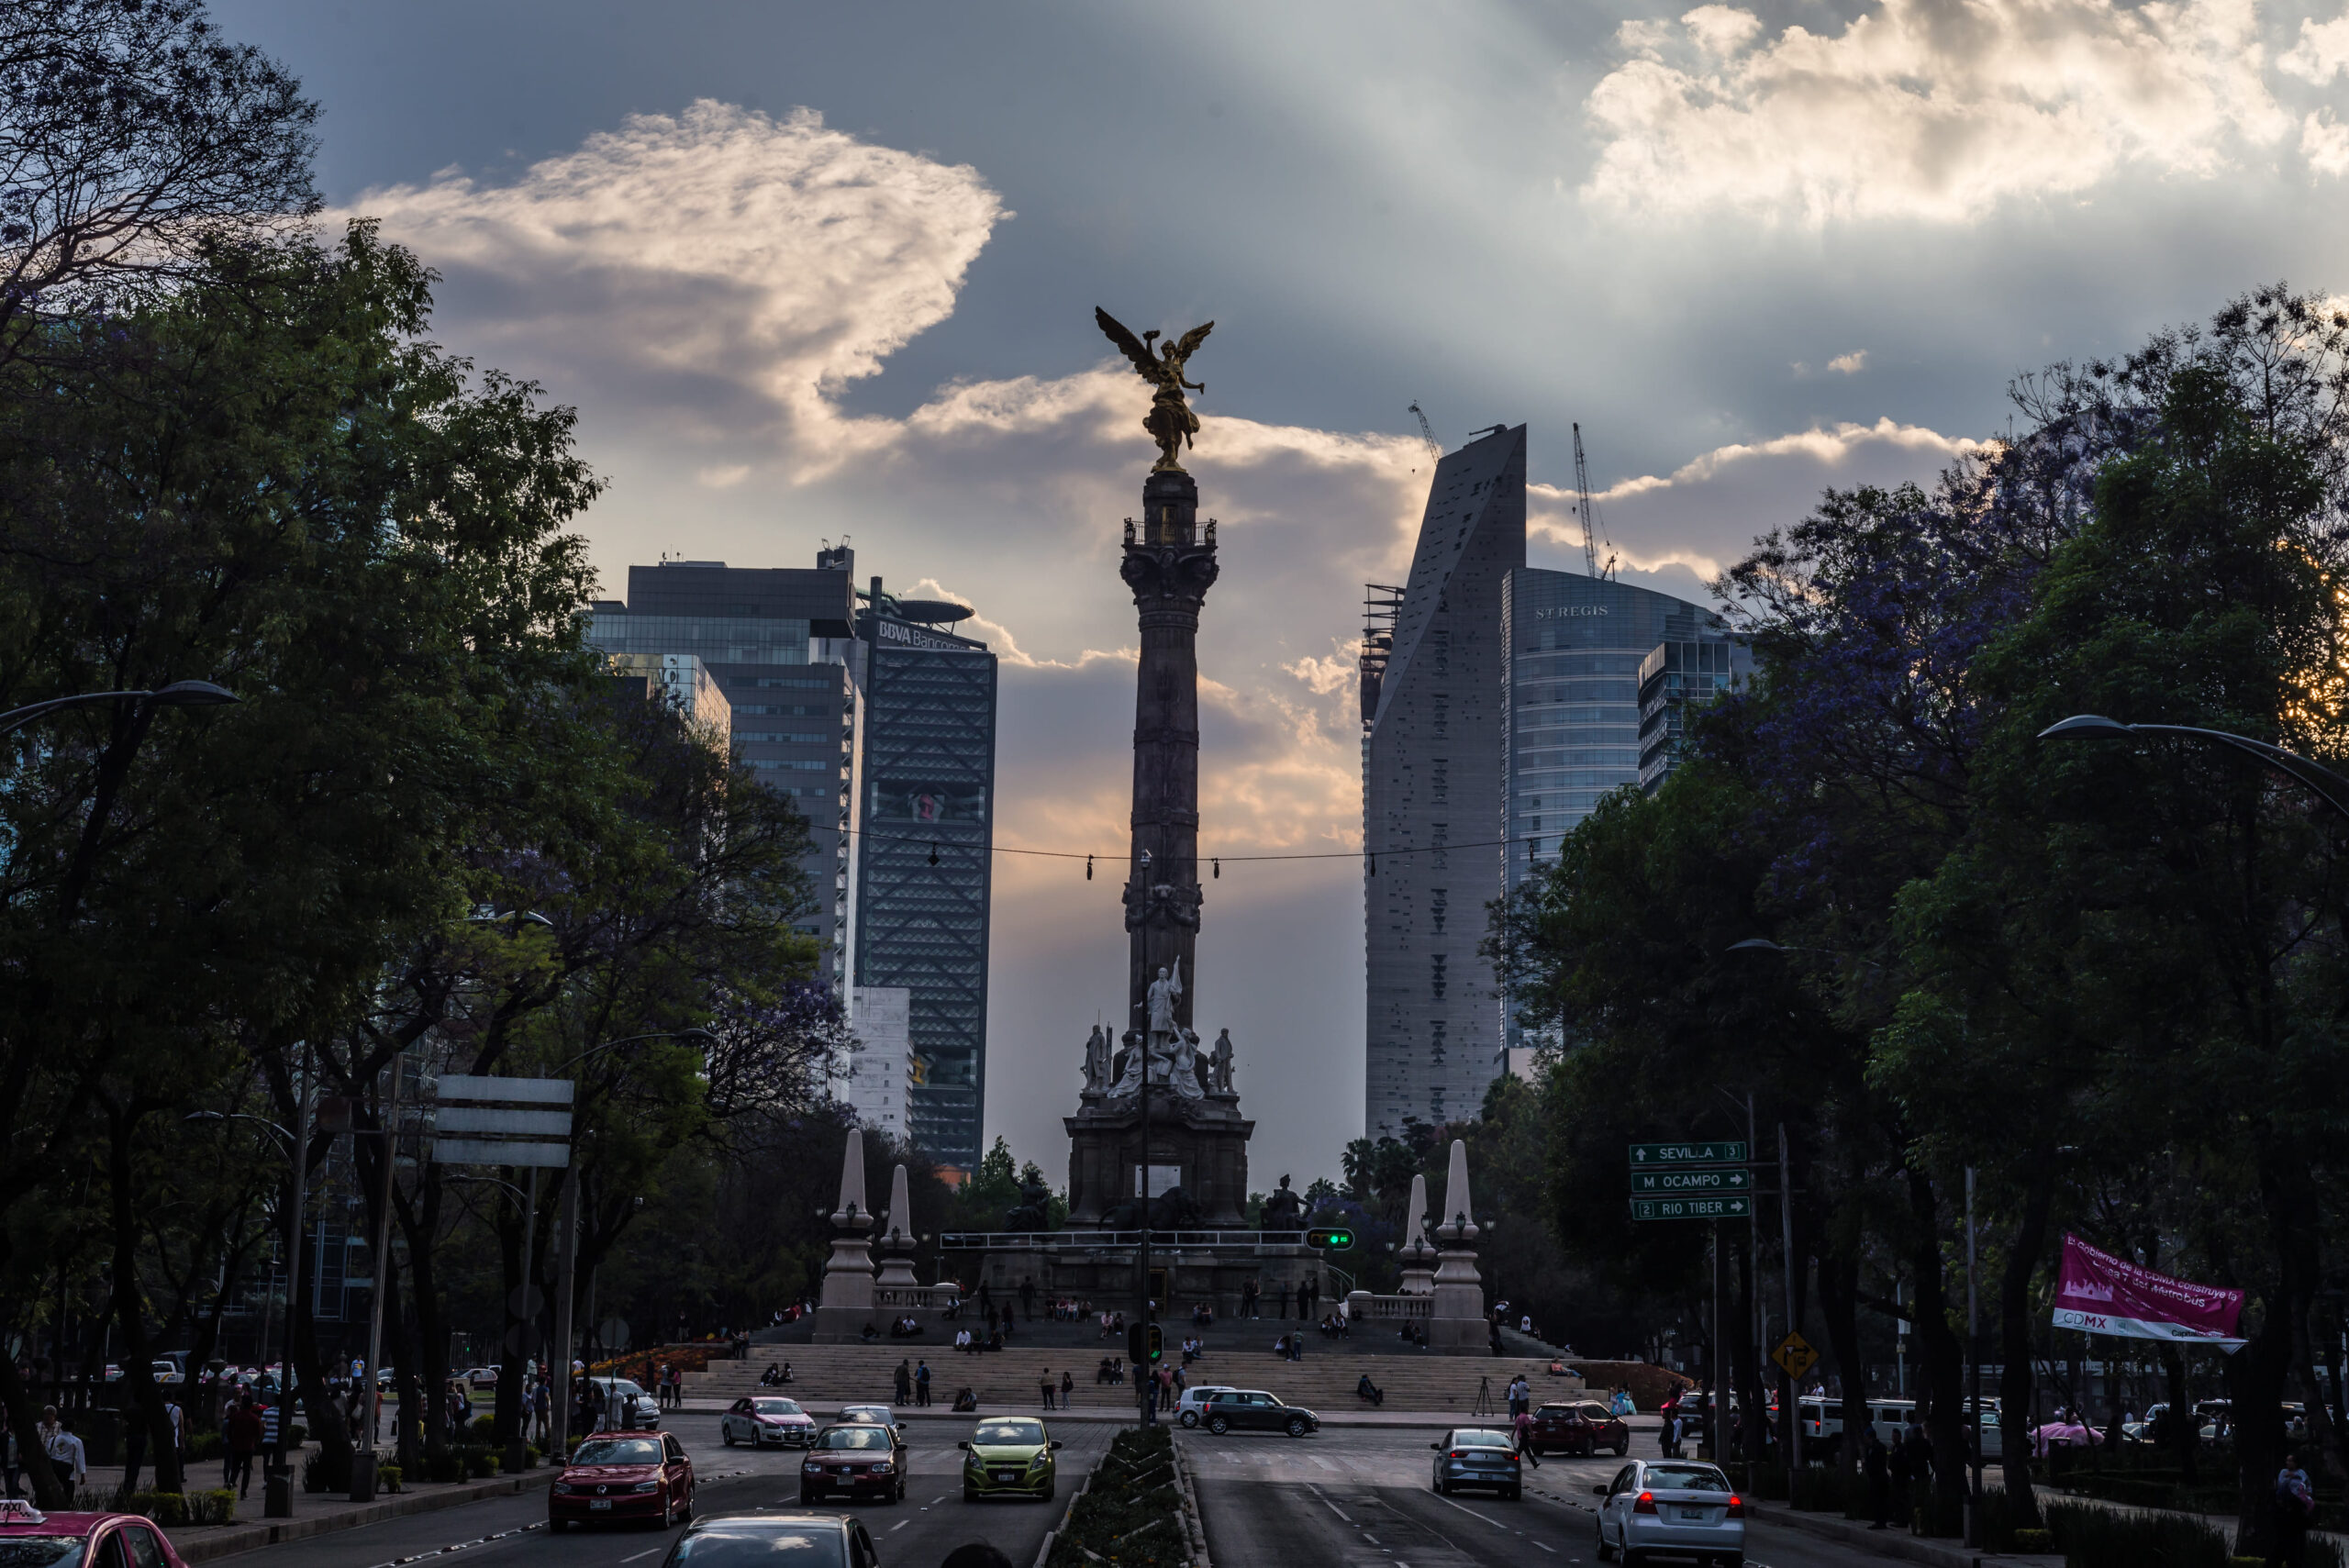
936, 1233, 1326, 1323
1064, 1089, 1254, 1230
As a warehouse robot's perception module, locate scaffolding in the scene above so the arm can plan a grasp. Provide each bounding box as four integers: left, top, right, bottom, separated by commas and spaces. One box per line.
1358, 584, 1404, 733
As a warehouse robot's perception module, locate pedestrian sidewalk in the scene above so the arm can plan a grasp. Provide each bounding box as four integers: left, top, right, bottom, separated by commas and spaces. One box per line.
44, 1463, 553, 1564
1744, 1500, 2059, 1568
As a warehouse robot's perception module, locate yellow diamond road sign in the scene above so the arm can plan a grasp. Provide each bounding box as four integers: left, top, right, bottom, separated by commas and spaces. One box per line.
1773, 1331, 1819, 1381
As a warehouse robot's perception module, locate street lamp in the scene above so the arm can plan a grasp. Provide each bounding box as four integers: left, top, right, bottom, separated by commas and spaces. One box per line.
552, 1028, 717, 1073
187, 1053, 313, 1518
0, 680, 237, 737
2038, 714, 2349, 820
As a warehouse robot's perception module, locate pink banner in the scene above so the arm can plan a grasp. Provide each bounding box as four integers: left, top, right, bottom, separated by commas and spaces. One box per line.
2052, 1234, 2245, 1350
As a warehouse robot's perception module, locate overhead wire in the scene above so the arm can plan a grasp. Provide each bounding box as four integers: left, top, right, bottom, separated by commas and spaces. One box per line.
837, 824, 1546, 866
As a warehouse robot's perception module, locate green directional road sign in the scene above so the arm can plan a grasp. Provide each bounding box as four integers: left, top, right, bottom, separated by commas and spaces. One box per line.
1631, 1195, 1753, 1221
1630, 1140, 1749, 1166
1631, 1168, 1753, 1195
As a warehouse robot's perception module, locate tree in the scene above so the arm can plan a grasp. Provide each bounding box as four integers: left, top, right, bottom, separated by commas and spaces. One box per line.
0, 0, 318, 366
0, 220, 597, 1497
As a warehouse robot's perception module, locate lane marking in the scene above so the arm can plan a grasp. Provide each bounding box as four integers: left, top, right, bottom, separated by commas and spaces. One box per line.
1426, 1492, 1512, 1530
890, 1521, 910, 1532
355, 1519, 546, 1568
620, 1550, 663, 1562
1531, 1543, 1555, 1554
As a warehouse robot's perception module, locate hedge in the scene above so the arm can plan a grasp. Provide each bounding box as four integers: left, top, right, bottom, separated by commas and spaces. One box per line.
1046, 1426, 1189, 1568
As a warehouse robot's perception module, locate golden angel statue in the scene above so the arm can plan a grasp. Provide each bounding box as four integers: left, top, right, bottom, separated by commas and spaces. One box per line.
1096, 306, 1214, 472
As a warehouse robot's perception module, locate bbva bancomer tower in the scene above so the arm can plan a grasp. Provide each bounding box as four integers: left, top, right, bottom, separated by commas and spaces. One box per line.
1360, 425, 1749, 1137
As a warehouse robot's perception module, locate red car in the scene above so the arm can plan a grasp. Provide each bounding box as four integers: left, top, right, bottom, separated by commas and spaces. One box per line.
1529, 1400, 1631, 1457
799, 1420, 907, 1505
550, 1431, 696, 1529
0, 1502, 190, 1568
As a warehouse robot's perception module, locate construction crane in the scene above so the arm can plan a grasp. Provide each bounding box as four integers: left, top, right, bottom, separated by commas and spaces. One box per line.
1408, 401, 1440, 463
1572, 421, 1618, 580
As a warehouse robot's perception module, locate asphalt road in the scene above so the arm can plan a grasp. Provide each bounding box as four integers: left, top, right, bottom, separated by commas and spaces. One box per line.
217, 1411, 1108, 1568
1183, 1427, 1935, 1568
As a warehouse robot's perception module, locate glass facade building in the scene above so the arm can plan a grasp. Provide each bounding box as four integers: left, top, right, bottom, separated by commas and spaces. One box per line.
1500, 571, 1741, 1047
586, 553, 861, 979
1637, 639, 1752, 790
1502, 570, 1738, 876
852, 606, 996, 1173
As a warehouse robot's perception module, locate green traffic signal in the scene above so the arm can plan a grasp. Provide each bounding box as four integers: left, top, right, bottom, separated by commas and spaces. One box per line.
1305, 1227, 1355, 1251
1145, 1324, 1163, 1362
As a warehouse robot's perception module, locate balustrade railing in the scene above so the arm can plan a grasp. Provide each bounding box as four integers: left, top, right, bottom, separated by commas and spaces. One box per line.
937, 1229, 1311, 1251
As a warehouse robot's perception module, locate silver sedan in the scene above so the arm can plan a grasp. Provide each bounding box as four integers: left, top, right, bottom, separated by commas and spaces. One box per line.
1594, 1458, 1746, 1564
1430, 1427, 1523, 1499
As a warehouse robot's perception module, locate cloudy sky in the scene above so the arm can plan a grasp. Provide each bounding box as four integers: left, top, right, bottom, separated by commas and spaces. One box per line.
215, 0, 2349, 1185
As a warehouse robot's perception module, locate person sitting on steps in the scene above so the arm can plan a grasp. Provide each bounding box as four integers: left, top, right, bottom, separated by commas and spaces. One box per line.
1356, 1373, 1385, 1407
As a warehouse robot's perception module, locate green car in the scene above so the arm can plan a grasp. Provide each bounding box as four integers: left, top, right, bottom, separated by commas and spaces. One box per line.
959, 1417, 1063, 1502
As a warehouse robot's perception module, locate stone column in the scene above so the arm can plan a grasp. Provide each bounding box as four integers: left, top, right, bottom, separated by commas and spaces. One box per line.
814, 1128, 876, 1341
873, 1163, 920, 1295
1119, 470, 1219, 1039
1428, 1139, 1487, 1351
1397, 1172, 1437, 1296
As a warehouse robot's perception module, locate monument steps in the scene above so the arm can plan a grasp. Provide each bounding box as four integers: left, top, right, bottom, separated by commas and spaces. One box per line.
689, 1344, 1583, 1417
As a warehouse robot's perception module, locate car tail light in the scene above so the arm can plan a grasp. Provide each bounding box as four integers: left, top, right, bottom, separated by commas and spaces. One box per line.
1633, 1492, 1658, 1515
1728, 1496, 1746, 1518
1449, 1450, 1465, 1459
1507, 1452, 1520, 1464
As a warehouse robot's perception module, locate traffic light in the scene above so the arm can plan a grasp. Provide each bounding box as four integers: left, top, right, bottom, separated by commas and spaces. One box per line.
1305, 1227, 1356, 1251
1146, 1324, 1163, 1362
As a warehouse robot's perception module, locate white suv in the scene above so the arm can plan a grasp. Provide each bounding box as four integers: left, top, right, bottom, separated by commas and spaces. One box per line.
1174, 1385, 1235, 1428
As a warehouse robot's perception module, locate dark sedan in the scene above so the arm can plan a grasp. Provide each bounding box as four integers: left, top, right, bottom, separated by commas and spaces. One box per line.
1530, 1400, 1631, 1457
1200, 1389, 1320, 1438
799, 1421, 907, 1505
551, 1432, 696, 1529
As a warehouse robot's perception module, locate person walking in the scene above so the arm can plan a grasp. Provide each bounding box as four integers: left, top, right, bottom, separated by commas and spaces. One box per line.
43, 1416, 84, 1499
896, 1360, 913, 1405
1863, 1425, 1892, 1530
224, 1394, 262, 1498
1512, 1407, 1543, 1468
1060, 1370, 1074, 1409
2274, 1452, 2316, 1568
916, 1362, 932, 1407
1039, 1370, 1055, 1410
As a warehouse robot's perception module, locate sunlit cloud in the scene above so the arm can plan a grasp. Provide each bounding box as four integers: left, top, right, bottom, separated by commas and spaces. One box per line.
1582, 0, 2299, 223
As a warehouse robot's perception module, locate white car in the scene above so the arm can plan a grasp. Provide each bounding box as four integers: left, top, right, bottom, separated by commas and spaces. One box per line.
1594, 1459, 1746, 1565
467, 1365, 501, 1390
836, 1404, 903, 1430
1174, 1385, 1235, 1429
722, 1396, 817, 1448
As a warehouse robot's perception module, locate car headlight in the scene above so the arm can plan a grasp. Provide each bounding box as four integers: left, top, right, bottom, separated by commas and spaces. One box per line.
1028, 1452, 1050, 1468
805, 1462, 824, 1473
631, 1482, 659, 1494
552, 1483, 573, 1495
872, 1461, 892, 1473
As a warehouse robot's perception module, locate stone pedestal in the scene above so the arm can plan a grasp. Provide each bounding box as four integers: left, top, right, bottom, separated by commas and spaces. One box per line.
1426, 1138, 1486, 1351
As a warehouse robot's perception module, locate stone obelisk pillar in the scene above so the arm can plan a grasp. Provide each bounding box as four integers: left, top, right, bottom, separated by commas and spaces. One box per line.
1429, 1138, 1487, 1351
1120, 469, 1219, 1037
